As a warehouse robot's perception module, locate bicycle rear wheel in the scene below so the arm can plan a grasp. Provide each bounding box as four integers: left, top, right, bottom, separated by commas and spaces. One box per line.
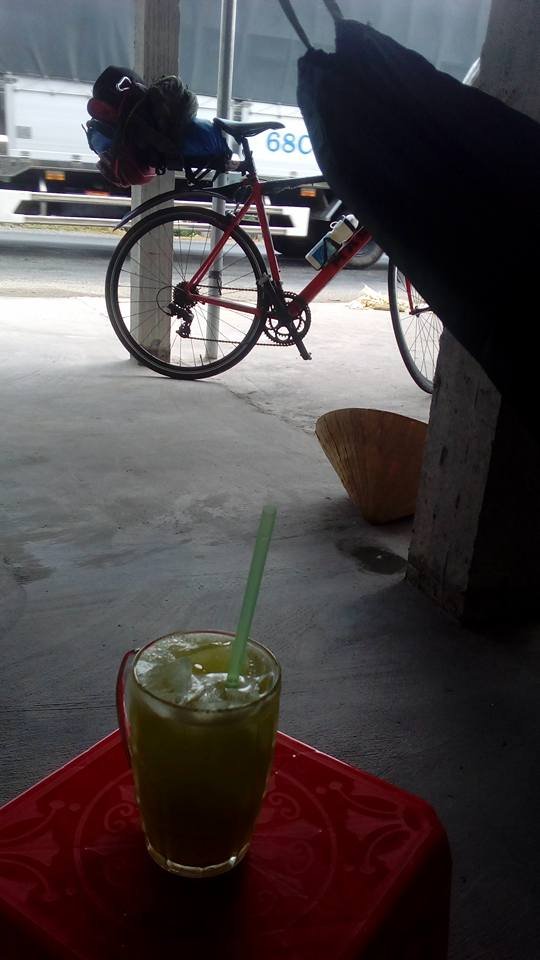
388, 262, 443, 393
105, 205, 267, 379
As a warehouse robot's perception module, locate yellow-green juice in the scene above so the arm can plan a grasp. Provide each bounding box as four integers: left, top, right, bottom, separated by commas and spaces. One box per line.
126, 631, 280, 877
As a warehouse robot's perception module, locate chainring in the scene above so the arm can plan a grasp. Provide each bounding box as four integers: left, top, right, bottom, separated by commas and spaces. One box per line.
263, 292, 311, 346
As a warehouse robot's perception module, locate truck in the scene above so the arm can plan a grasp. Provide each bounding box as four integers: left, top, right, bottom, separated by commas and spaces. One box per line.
0, 0, 491, 260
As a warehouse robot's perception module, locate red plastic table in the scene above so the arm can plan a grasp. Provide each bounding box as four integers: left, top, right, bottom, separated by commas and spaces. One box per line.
0, 731, 451, 959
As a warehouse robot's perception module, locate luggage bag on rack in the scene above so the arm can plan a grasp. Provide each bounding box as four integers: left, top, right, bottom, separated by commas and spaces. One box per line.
84, 65, 231, 188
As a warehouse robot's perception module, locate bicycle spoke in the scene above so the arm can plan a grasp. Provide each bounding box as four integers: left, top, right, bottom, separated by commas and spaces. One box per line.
389, 264, 442, 392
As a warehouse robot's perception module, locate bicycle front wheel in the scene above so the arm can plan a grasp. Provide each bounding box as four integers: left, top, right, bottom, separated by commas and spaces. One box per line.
105, 205, 267, 379
388, 262, 443, 394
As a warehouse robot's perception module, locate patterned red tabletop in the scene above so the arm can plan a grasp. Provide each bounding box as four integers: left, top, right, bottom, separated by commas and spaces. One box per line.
0, 731, 451, 959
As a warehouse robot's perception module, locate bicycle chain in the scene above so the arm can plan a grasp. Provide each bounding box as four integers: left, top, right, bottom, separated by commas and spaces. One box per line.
171, 288, 310, 348
176, 334, 281, 347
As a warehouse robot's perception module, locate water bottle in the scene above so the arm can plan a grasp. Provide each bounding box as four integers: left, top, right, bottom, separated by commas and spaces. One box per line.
305, 214, 359, 270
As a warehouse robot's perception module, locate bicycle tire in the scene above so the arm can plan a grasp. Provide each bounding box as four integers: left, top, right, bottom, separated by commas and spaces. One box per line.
388, 261, 443, 394
105, 205, 268, 379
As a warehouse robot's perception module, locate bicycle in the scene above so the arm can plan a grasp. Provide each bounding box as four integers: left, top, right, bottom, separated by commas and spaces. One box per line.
105, 117, 442, 392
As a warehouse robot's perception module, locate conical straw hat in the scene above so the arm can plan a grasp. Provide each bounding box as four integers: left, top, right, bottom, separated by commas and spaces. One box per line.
315, 408, 427, 524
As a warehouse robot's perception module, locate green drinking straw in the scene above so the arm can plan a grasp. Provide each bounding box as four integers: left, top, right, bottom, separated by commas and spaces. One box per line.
226, 505, 277, 688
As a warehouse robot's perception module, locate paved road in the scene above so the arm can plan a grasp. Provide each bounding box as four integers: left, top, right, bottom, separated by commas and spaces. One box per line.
0, 228, 389, 300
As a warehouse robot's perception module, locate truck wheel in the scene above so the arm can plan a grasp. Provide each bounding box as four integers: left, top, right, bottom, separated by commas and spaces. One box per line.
345, 238, 384, 269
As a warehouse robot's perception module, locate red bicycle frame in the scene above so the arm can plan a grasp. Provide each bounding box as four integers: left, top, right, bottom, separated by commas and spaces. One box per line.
187, 176, 374, 321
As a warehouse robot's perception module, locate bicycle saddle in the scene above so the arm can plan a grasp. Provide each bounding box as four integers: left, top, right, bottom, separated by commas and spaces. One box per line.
213, 117, 285, 140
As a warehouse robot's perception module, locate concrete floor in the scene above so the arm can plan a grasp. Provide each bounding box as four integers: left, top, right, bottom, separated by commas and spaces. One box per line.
1, 295, 539, 959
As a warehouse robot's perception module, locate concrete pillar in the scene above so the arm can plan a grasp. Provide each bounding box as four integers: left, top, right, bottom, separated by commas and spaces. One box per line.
130, 0, 180, 359
475, 0, 540, 123
407, 0, 540, 625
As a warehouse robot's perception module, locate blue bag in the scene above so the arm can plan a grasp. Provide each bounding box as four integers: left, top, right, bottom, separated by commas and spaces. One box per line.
163, 118, 231, 177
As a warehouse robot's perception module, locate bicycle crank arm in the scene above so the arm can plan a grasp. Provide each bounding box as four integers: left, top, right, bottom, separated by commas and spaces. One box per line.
288, 324, 312, 360
263, 281, 312, 360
